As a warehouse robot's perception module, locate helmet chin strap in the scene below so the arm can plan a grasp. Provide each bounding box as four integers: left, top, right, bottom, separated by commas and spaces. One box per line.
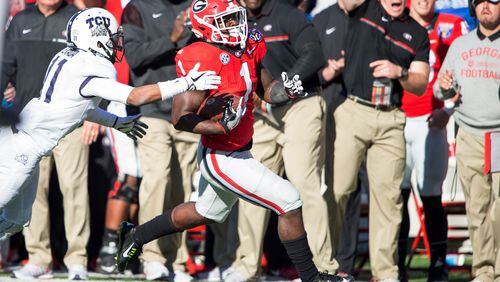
96, 41, 115, 63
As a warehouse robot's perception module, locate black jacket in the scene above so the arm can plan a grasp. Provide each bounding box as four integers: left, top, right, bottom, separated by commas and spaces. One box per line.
247, 0, 324, 96
1, 2, 78, 114
122, 0, 191, 121
312, 3, 348, 102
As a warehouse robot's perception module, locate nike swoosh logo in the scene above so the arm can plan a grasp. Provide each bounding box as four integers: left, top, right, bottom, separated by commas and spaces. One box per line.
191, 73, 203, 82
325, 27, 336, 35
22, 29, 32, 34
152, 13, 162, 19
247, 46, 257, 55
122, 244, 134, 258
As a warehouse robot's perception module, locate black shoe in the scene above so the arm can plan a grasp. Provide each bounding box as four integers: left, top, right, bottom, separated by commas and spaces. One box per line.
116, 222, 142, 273
428, 266, 448, 282
97, 230, 119, 274
314, 272, 355, 282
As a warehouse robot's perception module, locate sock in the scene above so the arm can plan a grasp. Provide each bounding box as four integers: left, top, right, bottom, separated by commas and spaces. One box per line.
102, 228, 118, 245
422, 196, 448, 271
398, 189, 411, 280
134, 209, 179, 245
282, 234, 318, 282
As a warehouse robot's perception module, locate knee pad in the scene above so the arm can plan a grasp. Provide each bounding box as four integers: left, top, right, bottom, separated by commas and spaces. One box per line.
278, 180, 302, 214
108, 180, 139, 204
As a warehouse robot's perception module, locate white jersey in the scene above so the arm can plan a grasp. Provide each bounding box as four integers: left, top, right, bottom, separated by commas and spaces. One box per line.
16, 47, 133, 155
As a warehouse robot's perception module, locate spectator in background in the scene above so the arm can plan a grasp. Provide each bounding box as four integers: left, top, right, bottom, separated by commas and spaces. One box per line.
1, 0, 90, 280
225, 0, 338, 279
95, 0, 142, 274
313, 1, 364, 277
398, 0, 468, 281
435, 0, 499, 281
334, 0, 430, 280
122, 0, 196, 280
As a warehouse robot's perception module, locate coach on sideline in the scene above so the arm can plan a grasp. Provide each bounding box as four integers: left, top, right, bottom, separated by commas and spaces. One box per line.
333, 0, 430, 280
435, 0, 499, 280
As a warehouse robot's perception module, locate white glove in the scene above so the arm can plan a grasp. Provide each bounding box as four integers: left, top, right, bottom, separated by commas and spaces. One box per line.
282, 72, 308, 99
218, 98, 246, 133
185, 63, 221, 91
113, 114, 149, 140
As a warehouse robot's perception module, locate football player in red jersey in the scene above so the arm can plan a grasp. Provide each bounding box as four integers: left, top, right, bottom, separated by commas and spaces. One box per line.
115, 0, 351, 281
399, 0, 468, 281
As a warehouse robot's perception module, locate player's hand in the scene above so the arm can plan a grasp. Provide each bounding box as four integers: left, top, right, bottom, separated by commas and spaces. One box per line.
3, 83, 16, 103
114, 114, 149, 141
218, 98, 246, 133
370, 60, 403, 79
81, 121, 101, 145
427, 108, 451, 129
185, 63, 221, 91
282, 72, 307, 99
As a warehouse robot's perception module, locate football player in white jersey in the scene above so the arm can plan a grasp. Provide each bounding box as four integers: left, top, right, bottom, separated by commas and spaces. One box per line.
0, 7, 221, 239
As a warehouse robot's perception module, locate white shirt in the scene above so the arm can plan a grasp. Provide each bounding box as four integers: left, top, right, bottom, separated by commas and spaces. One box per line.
17, 47, 133, 155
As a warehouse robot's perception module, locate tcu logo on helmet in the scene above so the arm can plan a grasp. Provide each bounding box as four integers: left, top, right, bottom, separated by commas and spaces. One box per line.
192, 0, 208, 12
85, 16, 111, 29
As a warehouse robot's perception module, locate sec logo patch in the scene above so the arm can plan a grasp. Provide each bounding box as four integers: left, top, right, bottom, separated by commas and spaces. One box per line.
248, 29, 263, 42
220, 53, 230, 65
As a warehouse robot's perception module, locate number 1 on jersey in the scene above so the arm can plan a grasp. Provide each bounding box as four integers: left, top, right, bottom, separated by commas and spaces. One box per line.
239, 62, 252, 104
42, 56, 67, 103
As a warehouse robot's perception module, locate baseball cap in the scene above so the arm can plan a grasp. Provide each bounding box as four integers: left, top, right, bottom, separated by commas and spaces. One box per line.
472, 0, 499, 6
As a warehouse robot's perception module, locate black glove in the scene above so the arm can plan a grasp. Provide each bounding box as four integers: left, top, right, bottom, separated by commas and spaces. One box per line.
282, 72, 308, 100
113, 114, 149, 140
218, 98, 246, 133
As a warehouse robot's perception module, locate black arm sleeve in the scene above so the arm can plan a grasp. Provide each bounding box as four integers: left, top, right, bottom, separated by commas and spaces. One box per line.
312, 12, 330, 87
1, 16, 19, 96
284, 9, 324, 83
121, 4, 177, 70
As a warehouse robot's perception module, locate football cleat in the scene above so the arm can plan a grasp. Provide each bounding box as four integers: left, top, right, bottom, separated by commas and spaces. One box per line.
116, 221, 142, 273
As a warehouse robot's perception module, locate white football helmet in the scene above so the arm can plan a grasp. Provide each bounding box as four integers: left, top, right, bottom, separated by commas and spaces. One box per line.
66, 8, 123, 62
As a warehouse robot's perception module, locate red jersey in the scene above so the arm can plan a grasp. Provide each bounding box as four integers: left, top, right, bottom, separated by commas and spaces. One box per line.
175, 29, 267, 151
402, 13, 468, 117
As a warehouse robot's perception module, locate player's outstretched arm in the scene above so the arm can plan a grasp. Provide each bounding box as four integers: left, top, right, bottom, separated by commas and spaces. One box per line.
86, 108, 148, 140
126, 63, 221, 106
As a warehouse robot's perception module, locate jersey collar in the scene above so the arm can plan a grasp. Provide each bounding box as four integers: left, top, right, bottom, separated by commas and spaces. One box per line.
477, 27, 500, 41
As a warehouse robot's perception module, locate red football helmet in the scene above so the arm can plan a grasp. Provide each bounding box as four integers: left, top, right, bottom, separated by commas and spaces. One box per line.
189, 0, 248, 49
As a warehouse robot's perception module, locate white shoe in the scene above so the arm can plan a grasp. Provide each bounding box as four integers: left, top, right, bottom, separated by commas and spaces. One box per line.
222, 267, 246, 282
143, 261, 170, 281
174, 270, 193, 281
197, 266, 221, 281
68, 264, 88, 280
11, 263, 53, 279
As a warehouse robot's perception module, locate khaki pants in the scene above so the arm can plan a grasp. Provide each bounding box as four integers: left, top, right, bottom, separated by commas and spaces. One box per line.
333, 99, 405, 279
456, 128, 500, 282
24, 127, 90, 268
137, 117, 199, 271
233, 95, 337, 276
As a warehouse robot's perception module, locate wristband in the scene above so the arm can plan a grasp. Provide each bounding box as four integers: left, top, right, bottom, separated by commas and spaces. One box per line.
157, 77, 189, 100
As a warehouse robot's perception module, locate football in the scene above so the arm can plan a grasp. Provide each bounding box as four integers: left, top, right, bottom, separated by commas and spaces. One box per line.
197, 94, 241, 121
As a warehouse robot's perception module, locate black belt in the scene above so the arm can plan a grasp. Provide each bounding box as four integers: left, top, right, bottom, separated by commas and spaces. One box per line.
347, 95, 397, 111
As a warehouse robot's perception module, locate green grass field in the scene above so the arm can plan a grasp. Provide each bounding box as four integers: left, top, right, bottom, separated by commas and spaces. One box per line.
0, 254, 473, 281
